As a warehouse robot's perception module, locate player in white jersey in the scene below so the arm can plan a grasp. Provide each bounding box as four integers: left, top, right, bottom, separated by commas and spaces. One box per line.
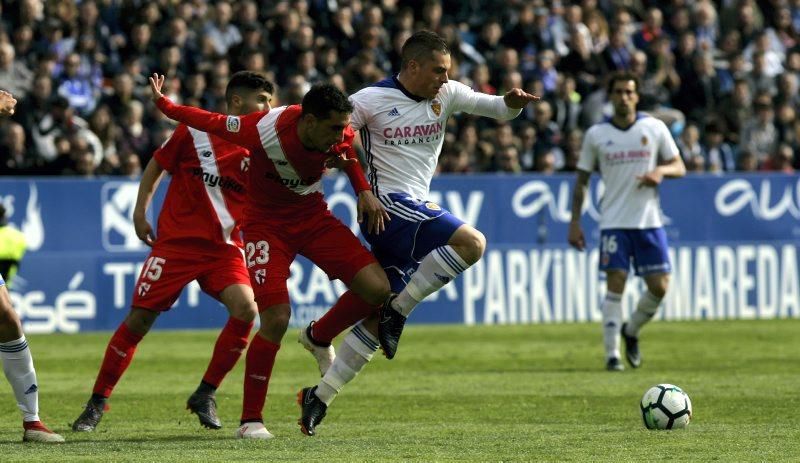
296, 31, 539, 436
568, 72, 686, 371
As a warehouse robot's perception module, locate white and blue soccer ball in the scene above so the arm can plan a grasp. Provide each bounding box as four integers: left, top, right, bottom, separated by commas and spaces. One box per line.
640, 384, 692, 430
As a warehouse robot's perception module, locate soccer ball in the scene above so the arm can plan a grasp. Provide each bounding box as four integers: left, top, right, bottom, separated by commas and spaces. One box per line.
640, 384, 692, 430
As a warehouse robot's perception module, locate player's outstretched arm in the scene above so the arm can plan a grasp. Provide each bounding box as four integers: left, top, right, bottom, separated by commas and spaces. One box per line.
503, 88, 541, 109
568, 170, 591, 251
133, 158, 166, 246
460, 83, 540, 121
0, 90, 17, 116
148, 73, 262, 152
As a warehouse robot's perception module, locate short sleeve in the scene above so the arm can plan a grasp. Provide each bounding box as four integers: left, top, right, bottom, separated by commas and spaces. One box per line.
657, 121, 680, 162
153, 124, 190, 174
349, 91, 371, 131
576, 126, 597, 172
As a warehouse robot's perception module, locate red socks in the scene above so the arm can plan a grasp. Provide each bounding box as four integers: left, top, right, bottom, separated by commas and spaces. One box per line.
202, 317, 254, 388
92, 323, 144, 398
311, 290, 379, 344
240, 334, 280, 423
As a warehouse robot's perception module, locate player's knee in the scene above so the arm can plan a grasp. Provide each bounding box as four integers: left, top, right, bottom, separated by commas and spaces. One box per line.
125, 308, 159, 335
257, 304, 291, 339
605, 271, 628, 293
648, 278, 669, 299
453, 228, 486, 265
0, 300, 21, 330
364, 271, 391, 306
229, 300, 258, 323
350, 264, 391, 306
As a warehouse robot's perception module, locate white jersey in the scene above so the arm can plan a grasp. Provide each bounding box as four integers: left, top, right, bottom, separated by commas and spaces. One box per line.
578, 113, 679, 229
350, 76, 521, 200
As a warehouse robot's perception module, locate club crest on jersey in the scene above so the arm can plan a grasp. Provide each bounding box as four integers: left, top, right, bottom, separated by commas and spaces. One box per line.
431, 99, 442, 117
424, 202, 441, 211
226, 115, 241, 133
641, 136, 648, 146
138, 282, 151, 297
241, 157, 250, 172
254, 269, 266, 285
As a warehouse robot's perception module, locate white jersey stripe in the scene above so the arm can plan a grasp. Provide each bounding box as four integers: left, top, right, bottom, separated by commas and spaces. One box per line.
386, 206, 425, 223
391, 202, 432, 220
188, 128, 237, 244
256, 106, 323, 195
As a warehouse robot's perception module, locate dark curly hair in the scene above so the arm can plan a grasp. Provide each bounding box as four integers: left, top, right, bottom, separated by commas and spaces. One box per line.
301, 83, 353, 119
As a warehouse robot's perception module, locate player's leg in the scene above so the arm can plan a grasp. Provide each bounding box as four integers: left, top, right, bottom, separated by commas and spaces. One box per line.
235, 230, 294, 440
380, 208, 472, 358
0, 279, 64, 443
72, 307, 159, 432
74, 249, 185, 431
188, 253, 257, 429
307, 211, 403, 354
236, 301, 286, 439
391, 223, 481, 319
300, 264, 390, 433
301, 290, 375, 375
297, 213, 390, 369
300, 305, 384, 436
294, 217, 390, 435
622, 227, 672, 368
599, 229, 633, 371
603, 270, 627, 371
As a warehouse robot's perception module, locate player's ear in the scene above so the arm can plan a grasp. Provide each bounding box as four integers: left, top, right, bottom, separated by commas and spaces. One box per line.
229, 93, 242, 109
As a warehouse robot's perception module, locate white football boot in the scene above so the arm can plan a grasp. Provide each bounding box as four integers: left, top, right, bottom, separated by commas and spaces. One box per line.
298, 323, 336, 376
23, 421, 65, 443
234, 422, 274, 440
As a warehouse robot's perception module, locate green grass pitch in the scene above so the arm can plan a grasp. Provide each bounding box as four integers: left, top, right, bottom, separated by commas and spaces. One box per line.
1, 319, 798, 462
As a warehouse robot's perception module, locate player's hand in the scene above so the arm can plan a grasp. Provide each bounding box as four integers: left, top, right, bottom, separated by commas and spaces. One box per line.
149, 73, 166, 102
324, 152, 357, 170
636, 169, 663, 188
503, 88, 540, 109
134, 214, 155, 247
357, 190, 391, 235
0, 90, 17, 116
568, 222, 586, 251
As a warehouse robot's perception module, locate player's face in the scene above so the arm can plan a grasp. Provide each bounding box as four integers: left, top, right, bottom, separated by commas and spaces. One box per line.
411, 51, 450, 99
237, 90, 272, 114
308, 110, 351, 152
610, 80, 639, 117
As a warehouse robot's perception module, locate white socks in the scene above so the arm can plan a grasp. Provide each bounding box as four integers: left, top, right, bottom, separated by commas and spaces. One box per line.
314, 323, 378, 406
393, 245, 468, 317
602, 292, 623, 361
626, 291, 662, 337
0, 336, 40, 422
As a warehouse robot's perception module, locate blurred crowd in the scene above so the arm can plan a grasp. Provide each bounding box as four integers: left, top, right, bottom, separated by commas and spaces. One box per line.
0, 0, 799, 177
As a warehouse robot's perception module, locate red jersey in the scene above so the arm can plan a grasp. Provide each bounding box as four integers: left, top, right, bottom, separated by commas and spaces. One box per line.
155, 98, 370, 223
153, 123, 249, 253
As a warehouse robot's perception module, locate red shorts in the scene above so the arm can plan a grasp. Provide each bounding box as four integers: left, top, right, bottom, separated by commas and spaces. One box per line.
131, 245, 250, 311
244, 209, 377, 309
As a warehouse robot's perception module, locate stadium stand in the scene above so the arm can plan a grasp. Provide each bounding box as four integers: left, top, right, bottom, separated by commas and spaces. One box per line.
0, 0, 798, 176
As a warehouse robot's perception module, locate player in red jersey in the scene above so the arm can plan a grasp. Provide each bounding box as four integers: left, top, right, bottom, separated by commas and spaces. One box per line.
149, 74, 392, 439
72, 72, 274, 435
